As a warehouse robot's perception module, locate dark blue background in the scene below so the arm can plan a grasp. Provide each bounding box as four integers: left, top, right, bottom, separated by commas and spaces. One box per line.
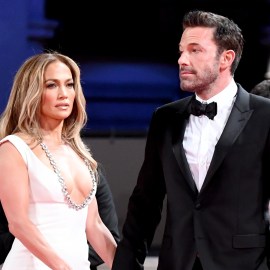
1, 0, 270, 136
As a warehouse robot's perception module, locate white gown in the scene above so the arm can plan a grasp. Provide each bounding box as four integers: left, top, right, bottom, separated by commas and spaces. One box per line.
1, 135, 97, 270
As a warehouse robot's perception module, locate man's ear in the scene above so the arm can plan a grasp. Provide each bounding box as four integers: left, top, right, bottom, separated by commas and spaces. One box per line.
220, 49, 235, 70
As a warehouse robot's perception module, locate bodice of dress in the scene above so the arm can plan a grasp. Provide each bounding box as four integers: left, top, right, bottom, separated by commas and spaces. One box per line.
1, 135, 97, 270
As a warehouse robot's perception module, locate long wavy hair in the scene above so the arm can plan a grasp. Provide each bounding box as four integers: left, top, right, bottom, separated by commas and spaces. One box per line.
0, 51, 97, 171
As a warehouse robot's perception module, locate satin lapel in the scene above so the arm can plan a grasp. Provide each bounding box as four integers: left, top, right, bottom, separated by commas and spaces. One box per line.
200, 87, 253, 194
172, 98, 198, 193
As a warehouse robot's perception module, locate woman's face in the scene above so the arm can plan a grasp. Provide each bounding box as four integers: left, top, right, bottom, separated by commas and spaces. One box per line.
40, 61, 75, 125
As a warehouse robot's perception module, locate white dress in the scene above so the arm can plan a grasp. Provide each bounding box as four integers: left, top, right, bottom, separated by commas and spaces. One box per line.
1, 135, 97, 270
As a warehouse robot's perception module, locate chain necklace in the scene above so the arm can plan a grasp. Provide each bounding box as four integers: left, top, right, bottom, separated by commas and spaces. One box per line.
40, 142, 97, 211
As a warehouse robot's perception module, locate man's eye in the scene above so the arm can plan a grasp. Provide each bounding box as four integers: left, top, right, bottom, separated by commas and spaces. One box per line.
192, 48, 200, 53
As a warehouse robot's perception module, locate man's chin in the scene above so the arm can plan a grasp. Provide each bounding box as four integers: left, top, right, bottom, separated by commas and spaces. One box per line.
180, 84, 195, 93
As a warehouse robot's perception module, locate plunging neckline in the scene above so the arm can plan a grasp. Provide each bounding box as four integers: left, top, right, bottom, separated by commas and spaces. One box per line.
40, 141, 97, 210
5, 135, 97, 211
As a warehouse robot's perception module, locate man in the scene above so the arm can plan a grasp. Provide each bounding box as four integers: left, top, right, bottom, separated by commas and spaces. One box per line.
112, 10, 270, 270
0, 168, 120, 270
251, 79, 270, 98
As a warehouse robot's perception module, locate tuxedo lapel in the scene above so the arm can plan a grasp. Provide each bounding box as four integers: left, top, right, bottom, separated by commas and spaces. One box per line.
172, 97, 198, 193
200, 87, 253, 193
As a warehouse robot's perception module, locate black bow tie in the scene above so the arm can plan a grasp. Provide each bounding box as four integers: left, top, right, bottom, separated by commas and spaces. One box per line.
188, 98, 217, 120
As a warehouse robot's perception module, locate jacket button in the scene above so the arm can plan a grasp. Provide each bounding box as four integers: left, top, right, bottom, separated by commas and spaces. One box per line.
195, 202, 201, 209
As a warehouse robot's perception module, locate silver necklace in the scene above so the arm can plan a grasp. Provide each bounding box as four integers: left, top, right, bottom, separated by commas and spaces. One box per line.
40, 142, 97, 211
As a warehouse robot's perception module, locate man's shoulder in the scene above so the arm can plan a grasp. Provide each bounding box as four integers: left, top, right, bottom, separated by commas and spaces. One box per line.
156, 96, 192, 114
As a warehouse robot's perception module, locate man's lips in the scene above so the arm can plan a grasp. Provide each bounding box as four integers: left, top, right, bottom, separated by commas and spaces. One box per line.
180, 71, 194, 77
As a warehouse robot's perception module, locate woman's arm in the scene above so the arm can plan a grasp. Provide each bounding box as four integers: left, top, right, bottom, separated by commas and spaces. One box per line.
86, 197, 117, 269
0, 141, 71, 270
88, 169, 120, 268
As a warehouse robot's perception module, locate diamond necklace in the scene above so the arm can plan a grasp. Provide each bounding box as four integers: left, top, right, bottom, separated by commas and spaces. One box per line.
40, 142, 97, 211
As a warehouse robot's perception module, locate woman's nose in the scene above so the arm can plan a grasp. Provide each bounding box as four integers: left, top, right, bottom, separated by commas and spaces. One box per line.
58, 86, 68, 98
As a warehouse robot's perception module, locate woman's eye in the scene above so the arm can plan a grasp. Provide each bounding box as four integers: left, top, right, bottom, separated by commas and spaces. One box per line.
67, 82, 74, 88
46, 83, 56, 89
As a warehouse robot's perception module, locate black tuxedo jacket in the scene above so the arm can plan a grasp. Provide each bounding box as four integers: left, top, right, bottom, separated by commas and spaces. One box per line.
112, 85, 270, 270
0, 203, 13, 264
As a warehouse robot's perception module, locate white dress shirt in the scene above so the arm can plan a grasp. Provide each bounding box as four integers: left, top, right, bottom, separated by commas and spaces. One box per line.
183, 79, 237, 191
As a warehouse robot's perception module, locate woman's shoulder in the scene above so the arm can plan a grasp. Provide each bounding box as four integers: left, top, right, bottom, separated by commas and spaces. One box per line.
0, 133, 36, 162
0, 135, 26, 164
8, 133, 39, 149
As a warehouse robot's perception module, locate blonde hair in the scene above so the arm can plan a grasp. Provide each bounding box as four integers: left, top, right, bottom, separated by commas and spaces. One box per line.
0, 51, 97, 171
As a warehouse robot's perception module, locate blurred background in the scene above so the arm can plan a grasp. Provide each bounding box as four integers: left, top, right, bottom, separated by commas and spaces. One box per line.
1, 0, 270, 255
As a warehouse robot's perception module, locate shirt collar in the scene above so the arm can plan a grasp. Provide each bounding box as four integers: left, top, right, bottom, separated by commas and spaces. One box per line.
195, 79, 237, 108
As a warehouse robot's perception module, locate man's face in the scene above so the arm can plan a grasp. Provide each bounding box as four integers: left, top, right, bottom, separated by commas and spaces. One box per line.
178, 26, 221, 94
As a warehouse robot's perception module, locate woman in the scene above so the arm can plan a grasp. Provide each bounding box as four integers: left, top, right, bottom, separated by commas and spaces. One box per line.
0, 52, 117, 269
